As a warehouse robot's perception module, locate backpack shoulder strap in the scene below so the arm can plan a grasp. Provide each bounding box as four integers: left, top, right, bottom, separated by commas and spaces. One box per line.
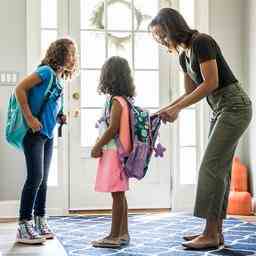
43, 70, 54, 97
112, 96, 128, 108
36, 71, 54, 119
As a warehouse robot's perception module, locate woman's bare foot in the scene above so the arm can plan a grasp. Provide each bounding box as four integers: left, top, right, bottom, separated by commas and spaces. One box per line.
182, 234, 220, 249
183, 233, 224, 245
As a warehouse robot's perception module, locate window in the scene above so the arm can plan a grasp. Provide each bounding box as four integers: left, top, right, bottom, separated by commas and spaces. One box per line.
80, 0, 159, 147
41, 0, 58, 186
38, 0, 200, 186
178, 0, 197, 185
41, 0, 57, 58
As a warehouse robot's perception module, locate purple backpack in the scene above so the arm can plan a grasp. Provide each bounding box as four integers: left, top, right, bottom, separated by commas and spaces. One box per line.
98, 97, 166, 180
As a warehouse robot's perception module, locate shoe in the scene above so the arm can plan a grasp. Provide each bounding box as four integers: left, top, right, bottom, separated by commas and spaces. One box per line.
16, 220, 46, 244
92, 238, 121, 249
182, 235, 220, 250
183, 233, 224, 245
119, 234, 130, 246
34, 216, 55, 239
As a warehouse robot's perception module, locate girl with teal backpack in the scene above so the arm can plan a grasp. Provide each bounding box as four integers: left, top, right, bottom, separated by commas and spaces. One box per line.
7, 38, 78, 245
91, 56, 165, 249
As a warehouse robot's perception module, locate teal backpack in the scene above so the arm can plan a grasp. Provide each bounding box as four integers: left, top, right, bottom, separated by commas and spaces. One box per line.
97, 96, 165, 180
5, 71, 54, 150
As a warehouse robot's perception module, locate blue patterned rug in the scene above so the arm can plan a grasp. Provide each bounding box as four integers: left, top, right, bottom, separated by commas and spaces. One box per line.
49, 214, 256, 256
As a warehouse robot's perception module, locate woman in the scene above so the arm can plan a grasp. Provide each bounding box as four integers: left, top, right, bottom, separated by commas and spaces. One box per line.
149, 8, 252, 249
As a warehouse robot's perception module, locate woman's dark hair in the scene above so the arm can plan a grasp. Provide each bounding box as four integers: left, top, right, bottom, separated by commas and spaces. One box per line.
40, 38, 79, 80
98, 56, 135, 97
149, 8, 198, 51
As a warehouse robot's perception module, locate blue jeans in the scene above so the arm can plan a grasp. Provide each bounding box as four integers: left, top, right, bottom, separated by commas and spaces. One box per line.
19, 132, 54, 221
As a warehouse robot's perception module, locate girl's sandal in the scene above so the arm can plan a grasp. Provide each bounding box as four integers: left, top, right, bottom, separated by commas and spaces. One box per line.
92, 238, 121, 249
119, 234, 130, 246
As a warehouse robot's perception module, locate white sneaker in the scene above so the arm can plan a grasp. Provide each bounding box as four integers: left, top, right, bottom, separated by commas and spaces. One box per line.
34, 216, 55, 239
16, 220, 46, 244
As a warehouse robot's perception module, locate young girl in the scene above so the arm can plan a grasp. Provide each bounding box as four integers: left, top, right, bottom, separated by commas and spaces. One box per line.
91, 56, 135, 248
15, 38, 78, 244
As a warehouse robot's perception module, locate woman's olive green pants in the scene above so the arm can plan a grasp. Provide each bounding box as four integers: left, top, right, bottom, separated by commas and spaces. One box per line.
194, 83, 252, 219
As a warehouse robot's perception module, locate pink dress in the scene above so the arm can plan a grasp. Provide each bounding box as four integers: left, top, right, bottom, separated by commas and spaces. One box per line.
95, 96, 132, 192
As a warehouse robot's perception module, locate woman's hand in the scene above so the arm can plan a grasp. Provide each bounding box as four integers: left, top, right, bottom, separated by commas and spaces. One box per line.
27, 116, 43, 132
91, 145, 103, 158
58, 114, 67, 124
159, 105, 181, 123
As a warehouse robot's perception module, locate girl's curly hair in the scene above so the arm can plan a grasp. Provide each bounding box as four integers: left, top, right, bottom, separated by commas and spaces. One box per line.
40, 38, 79, 80
98, 56, 135, 98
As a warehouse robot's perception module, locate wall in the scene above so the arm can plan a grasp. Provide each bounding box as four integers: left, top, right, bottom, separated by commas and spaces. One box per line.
209, 0, 245, 85
0, 0, 27, 201
244, 0, 256, 196
209, 0, 256, 198
209, 0, 246, 158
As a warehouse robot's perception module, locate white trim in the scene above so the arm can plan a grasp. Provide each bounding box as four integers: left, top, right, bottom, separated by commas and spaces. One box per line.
171, 0, 211, 212
25, 0, 69, 215
26, 0, 41, 73
0, 201, 66, 219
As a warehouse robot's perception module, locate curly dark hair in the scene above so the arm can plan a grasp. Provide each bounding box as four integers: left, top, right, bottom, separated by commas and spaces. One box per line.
40, 38, 79, 80
149, 8, 198, 51
98, 56, 135, 97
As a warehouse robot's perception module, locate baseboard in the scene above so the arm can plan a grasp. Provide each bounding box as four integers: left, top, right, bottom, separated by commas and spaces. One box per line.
253, 197, 256, 213
69, 208, 171, 216
0, 200, 65, 219
0, 201, 19, 219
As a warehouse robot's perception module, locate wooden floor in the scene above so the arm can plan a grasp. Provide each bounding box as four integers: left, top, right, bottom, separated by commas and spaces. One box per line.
0, 222, 67, 256
0, 214, 255, 256
231, 214, 256, 223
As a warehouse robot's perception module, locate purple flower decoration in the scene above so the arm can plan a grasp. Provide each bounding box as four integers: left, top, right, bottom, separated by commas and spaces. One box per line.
154, 143, 166, 158
95, 116, 107, 128
98, 116, 106, 123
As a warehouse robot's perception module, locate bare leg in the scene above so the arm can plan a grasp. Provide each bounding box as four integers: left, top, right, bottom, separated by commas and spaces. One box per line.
203, 217, 219, 239
92, 192, 125, 248
183, 217, 220, 249
218, 219, 223, 233
183, 218, 224, 246
110, 192, 125, 239
119, 195, 129, 239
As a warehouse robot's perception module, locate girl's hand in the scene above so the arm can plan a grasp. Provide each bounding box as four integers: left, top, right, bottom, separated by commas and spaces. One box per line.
58, 114, 67, 124
27, 116, 43, 132
91, 145, 103, 158
159, 105, 181, 123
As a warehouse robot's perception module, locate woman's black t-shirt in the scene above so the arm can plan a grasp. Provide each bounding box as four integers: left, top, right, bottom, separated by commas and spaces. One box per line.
179, 33, 238, 88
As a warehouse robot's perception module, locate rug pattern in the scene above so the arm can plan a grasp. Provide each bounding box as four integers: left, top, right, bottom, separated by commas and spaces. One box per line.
49, 214, 256, 256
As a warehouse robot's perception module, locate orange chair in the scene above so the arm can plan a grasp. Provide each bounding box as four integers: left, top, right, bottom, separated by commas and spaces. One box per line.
227, 157, 253, 216
227, 191, 252, 215
230, 157, 248, 192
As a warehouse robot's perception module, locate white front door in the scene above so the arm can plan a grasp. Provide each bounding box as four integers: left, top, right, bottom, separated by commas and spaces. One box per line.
68, 0, 173, 210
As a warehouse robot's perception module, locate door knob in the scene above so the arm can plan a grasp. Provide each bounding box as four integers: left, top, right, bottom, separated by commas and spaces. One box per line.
73, 109, 80, 118
72, 92, 80, 100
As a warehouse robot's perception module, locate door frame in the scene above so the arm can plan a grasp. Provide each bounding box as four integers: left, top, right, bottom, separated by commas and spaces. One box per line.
26, 0, 70, 215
